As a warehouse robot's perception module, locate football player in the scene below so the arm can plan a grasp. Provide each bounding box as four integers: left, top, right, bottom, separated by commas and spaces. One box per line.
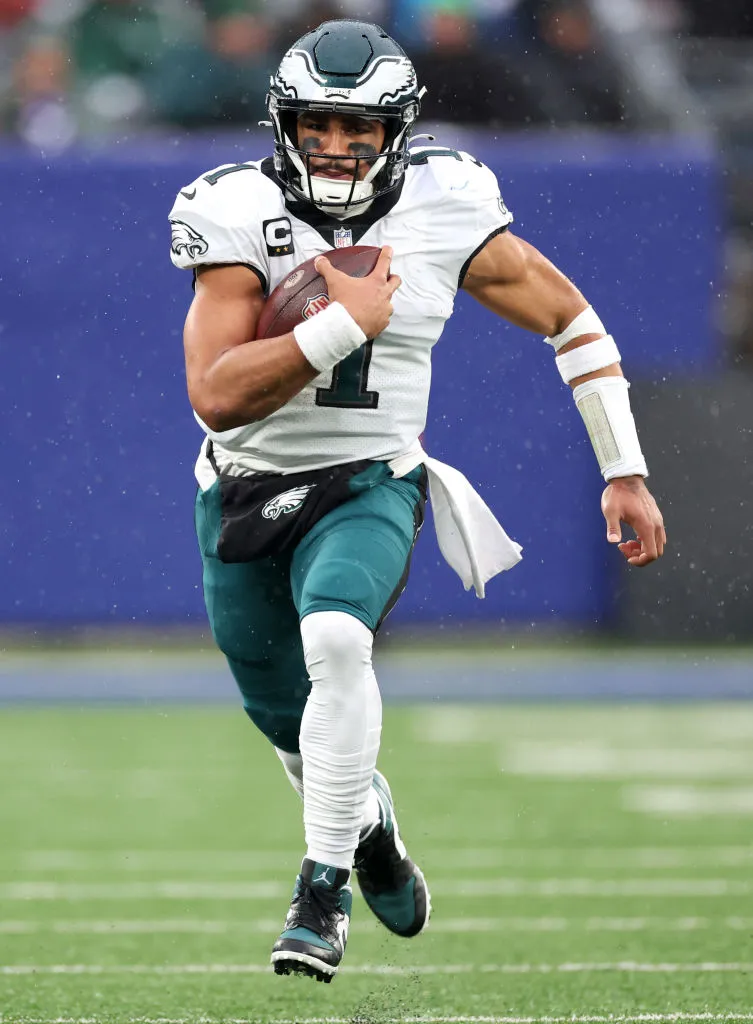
169, 19, 666, 983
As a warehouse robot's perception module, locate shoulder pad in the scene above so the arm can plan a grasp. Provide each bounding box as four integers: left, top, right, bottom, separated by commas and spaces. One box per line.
407, 147, 499, 200
170, 161, 279, 227
168, 160, 280, 273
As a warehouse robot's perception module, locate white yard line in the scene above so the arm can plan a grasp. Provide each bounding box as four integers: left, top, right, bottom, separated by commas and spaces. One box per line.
4, 1016, 753, 1024
1, 962, 751, 976
0, 882, 286, 900
16, 851, 298, 872
1, 879, 749, 900
504, 744, 753, 778
438, 847, 753, 869
431, 880, 752, 897
6, 846, 752, 871
624, 786, 753, 815
422, 705, 753, 745
3, 916, 752, 934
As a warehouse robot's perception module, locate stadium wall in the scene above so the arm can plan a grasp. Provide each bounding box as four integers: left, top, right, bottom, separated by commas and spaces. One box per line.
620, 373, 753, 642
1, 132, 720, 629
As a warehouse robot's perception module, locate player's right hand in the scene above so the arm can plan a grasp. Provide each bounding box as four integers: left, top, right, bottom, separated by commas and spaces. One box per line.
314, 246, 401, 339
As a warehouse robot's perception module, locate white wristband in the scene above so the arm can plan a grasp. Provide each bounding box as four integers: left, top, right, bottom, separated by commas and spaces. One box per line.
293, 301, 367, 373
573, 376, 648, 480
555, 335, 621, 384
547, 306, 606, 352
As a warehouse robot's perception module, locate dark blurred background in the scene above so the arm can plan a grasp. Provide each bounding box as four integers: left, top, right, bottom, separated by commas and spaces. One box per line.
2, 0, 753, 652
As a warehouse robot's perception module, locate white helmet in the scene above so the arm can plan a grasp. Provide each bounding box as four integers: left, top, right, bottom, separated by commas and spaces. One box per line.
267, 20, 422, 217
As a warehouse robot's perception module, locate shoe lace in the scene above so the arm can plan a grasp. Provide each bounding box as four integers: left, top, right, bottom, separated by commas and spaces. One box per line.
291, 882, 341, 933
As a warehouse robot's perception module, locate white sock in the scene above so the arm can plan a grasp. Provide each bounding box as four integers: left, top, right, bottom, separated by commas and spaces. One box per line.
299, 611, 382, 871
361, 787, 381, 836
276, 745, 383, 835
275, 748, 304, 800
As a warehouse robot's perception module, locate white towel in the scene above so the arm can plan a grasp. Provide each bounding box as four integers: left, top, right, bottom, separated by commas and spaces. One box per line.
424, 457, 522, 598
389, 445, 523, 599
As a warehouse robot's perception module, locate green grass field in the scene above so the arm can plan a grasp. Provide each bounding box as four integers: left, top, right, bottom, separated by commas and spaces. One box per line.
1, 703, 752, 1023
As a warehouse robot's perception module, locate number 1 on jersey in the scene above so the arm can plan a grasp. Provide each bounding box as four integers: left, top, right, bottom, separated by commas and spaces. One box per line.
315, 342, 379, 409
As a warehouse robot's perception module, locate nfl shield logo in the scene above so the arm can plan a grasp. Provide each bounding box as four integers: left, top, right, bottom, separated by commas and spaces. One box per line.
302, 293, 331, 319
334, 228, 353, 249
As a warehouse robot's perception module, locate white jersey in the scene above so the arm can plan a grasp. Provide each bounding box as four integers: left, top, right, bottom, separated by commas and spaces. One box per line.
169, 148, 513, 475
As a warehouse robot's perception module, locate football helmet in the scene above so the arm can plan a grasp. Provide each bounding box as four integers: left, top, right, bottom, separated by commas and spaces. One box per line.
266, 20, 423, 217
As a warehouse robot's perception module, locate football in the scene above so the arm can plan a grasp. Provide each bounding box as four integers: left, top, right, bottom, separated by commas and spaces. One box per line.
256, 245, 382, 340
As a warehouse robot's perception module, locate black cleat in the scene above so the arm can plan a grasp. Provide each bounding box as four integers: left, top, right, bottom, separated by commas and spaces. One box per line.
271, 859, 352, 982
354, 770, 431, 937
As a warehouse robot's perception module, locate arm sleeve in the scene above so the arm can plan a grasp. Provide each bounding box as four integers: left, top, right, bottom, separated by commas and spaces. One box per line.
168, 165, 270, 291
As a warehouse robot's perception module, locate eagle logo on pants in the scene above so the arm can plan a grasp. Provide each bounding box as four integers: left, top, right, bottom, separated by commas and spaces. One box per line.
261, 484, 316, 520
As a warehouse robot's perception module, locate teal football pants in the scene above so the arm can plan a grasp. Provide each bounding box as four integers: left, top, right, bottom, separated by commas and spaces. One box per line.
195, 465, 425, 753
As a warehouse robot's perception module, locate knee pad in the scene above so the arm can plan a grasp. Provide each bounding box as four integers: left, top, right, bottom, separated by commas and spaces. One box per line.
300, 610, 374, 688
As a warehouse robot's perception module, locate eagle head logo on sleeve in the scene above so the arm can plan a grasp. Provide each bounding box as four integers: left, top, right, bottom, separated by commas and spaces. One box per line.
170, 220, 209, 260
261, 484, 316, 521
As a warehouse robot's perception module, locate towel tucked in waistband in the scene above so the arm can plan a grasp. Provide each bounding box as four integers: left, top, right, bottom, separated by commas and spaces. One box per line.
195, 438, 522, 598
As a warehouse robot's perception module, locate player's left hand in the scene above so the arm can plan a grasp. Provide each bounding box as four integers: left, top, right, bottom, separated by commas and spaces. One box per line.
601, 476, 666, 567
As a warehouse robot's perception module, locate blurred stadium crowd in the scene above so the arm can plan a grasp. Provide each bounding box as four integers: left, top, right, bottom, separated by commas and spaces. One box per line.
3, 0, 752, 357
1, 0, 750, 141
